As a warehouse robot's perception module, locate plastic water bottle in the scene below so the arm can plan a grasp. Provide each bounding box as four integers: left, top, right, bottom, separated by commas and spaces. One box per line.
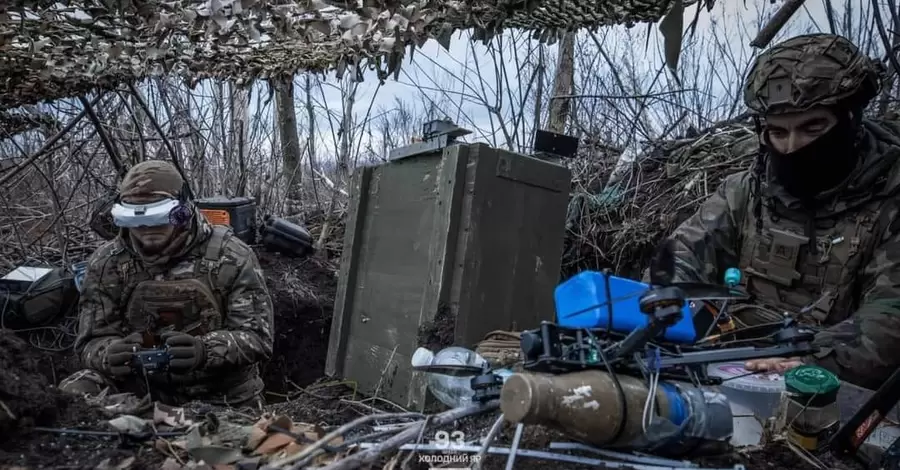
412, 346, 511, 408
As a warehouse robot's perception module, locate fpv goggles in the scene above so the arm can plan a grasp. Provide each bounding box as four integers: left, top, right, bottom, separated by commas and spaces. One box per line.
111, 198, 181, 228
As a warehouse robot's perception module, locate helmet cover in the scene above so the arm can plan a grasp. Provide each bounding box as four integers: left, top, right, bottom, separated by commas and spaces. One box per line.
743, 33, 883, 114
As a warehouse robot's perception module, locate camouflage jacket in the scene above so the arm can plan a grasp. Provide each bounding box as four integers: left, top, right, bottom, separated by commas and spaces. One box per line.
74, 215, 274, 404
668, 119, 900, 389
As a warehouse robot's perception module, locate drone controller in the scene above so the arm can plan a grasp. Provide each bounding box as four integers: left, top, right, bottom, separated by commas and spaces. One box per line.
132, 348, 171, 373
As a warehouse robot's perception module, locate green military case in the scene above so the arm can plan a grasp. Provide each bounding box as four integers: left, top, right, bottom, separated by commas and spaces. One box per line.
325, 142, 572, 410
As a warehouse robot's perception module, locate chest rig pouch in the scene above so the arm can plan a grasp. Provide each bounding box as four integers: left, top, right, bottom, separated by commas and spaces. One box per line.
740, 204, 884, 325
120, 227, 235, 346
125, 278, 222, 345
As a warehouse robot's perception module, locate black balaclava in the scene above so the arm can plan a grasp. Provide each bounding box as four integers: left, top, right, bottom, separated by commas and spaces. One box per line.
762, 111, 861, 203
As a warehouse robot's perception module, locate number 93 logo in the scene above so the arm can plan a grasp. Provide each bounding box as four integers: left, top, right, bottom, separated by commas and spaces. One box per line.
432, 430, 465, 448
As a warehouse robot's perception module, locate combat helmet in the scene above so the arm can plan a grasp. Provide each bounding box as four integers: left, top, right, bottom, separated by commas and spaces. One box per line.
743, 33, 883, 114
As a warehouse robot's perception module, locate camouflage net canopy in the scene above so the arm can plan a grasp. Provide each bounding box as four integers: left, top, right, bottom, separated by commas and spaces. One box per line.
0, 0, 705, 110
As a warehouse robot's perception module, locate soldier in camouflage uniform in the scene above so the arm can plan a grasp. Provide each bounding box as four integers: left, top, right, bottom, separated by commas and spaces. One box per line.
59, 160, 275, 406
665, 33, 900, 390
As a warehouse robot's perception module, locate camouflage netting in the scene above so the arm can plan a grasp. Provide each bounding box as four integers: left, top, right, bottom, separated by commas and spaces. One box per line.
0, 110, 57, 138
562, 120, 758, 279
0, 0, 706, 109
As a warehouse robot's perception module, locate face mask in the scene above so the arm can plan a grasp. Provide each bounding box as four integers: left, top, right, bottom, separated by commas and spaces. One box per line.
764, 117, 859, 202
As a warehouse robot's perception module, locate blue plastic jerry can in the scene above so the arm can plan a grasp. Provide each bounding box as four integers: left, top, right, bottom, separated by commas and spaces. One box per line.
553, 271, 697, 343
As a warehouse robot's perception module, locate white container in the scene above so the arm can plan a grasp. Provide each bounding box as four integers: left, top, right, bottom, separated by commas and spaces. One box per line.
707, 362, 785, 420
730, 401, 764, 447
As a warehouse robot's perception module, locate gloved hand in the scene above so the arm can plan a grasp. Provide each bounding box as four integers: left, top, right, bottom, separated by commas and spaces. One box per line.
161, 331, 206, 373
105, 333, 143, 378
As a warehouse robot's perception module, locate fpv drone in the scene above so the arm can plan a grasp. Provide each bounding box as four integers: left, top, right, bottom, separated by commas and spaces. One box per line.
413, 239, 900, 467
414, 239, 817, 386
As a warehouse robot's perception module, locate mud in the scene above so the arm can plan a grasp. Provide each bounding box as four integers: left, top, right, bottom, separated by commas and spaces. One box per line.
258, 251, 339, 394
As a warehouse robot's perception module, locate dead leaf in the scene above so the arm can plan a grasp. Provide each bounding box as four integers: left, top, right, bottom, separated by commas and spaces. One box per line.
279, 441, 305, 457
254, 432, 294, 455
245, 423, 268, 451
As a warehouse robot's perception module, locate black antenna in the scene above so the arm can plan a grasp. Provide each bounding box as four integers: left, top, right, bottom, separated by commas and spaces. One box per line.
649, 238, 677, 286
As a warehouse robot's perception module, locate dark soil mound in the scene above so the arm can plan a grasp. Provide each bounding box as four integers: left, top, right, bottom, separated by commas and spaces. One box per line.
0, 329, 156, 469
258, 251, 339, 394
0, 329, 70, 435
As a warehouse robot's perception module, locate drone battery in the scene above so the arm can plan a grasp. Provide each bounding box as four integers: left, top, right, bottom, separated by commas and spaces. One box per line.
554, 271, 697, 343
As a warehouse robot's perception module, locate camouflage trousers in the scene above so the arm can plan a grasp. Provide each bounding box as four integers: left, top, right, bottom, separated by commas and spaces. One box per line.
59, 368, 264, 408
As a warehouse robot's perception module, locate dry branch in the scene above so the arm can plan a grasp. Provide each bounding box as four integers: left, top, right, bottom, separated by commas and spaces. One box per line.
310, 400, 499, 470
750, 0, 807, 49
562, 121, 758, 279
0, 94, 104, 187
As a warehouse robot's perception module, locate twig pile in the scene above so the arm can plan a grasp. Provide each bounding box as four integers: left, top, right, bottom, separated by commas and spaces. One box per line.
562, 121, 759, 279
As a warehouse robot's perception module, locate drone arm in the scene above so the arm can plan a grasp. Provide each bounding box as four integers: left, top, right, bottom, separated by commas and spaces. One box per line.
666, 172, 749, 284
654, 342, 816, 368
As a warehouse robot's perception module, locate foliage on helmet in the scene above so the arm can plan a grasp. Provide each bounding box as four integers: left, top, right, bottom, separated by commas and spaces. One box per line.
743, 33, 884, 114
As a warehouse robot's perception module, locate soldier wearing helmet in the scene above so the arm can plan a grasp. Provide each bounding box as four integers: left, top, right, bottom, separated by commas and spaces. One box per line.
664, 33, 900, 389
59, 160, 274, 406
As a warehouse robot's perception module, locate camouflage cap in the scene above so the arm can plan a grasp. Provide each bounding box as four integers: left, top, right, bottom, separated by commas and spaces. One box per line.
744, 33, 883, 114
119, 160, 185, 199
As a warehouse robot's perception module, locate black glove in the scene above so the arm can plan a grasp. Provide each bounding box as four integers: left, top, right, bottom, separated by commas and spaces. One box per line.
161, 331, 206, 373
105, 333, 143, 378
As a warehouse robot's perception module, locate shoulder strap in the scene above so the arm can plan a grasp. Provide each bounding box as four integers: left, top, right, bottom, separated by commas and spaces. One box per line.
200, 226, 233, 266
196, 226, 237, 299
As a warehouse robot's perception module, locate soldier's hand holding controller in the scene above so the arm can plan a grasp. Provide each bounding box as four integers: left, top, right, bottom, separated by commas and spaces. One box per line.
161, 331, 206, 372
105, 332, 143, 378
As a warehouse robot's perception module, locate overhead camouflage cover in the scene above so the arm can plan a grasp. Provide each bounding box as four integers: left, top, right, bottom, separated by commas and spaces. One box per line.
0, 0, 705, 109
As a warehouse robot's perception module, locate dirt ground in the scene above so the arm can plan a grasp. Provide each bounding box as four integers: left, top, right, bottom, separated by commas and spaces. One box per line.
0, 245, 878, 470
0, 329, 167, 469
257, 251, 339, 394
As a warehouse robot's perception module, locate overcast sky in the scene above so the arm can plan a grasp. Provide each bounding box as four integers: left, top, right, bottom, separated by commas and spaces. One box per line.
288, 0, 875, 162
